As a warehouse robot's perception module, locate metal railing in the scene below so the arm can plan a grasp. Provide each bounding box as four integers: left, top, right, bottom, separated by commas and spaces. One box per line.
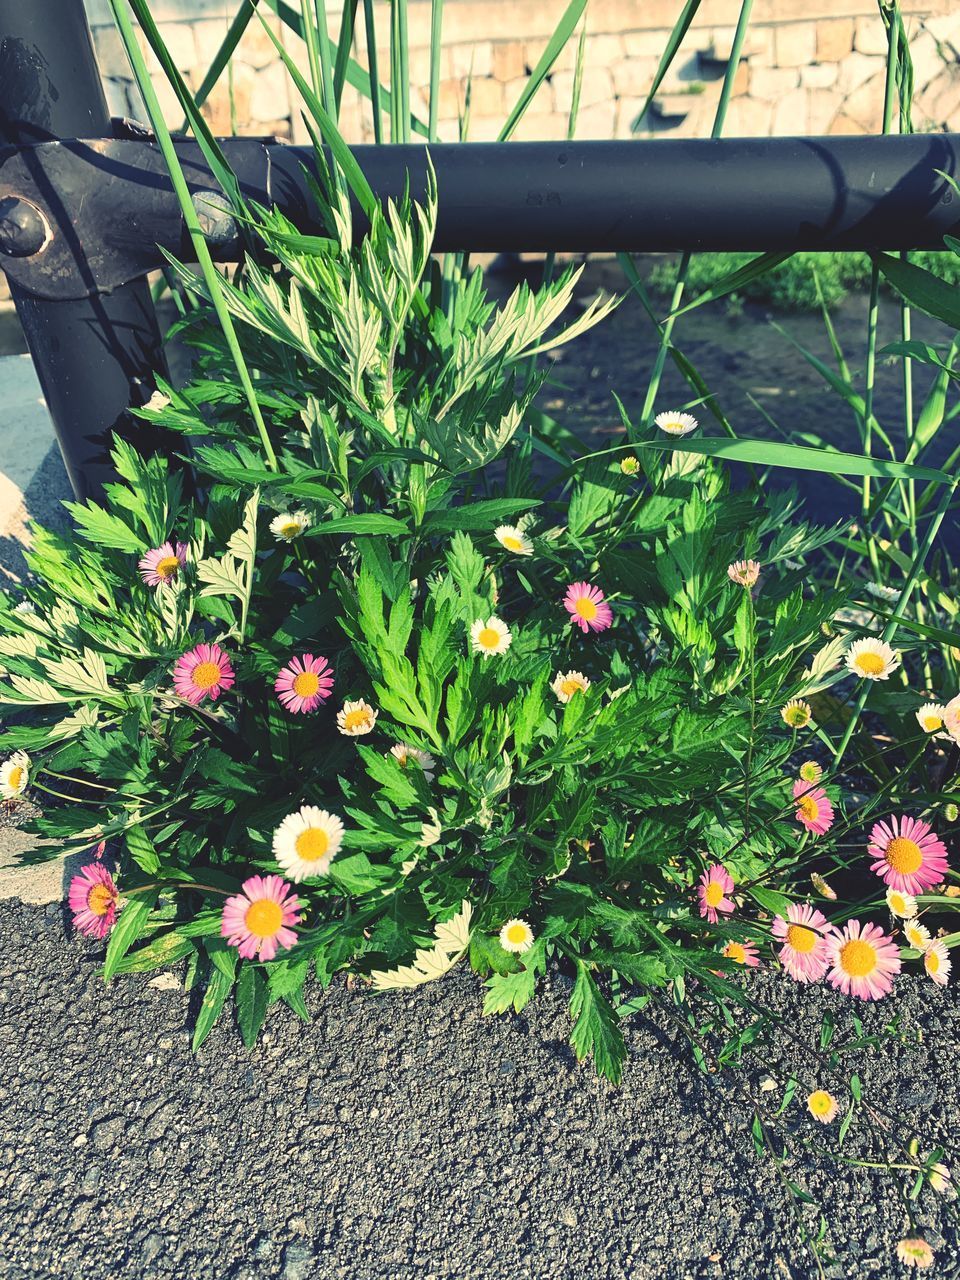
2, 0, 960, 497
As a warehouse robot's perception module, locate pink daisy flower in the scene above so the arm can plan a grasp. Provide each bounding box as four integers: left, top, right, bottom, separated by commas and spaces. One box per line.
274, 653, 334, 715
172, 642, 235, 705
792, 779, 835, 837
697, 864, 735, 924
720, 940, 760, 968
138, 541, 188, 589
826, 919, 901, 1000
868, 815, 949, 895
563, 582, 613, 634
68, 863, 121, 939
220, 874, 302, 962
772, 902, 834, 983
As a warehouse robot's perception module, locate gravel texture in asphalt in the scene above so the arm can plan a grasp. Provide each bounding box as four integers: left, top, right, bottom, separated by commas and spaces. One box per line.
3, 898, 957, 1280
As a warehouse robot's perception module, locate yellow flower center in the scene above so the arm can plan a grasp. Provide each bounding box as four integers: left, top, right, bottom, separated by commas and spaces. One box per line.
662, 420, 684, 433
561, 678, 584, 698
574, 596, 598, 621
785, 924, 818, 953
885, 836, 923, 875
797, 796, 819, 822
855, 651, 886, 676
923, 714, 943, 732
478, 627, 500, 649
156, 555, 181, 581
785, 705, 810, 727
839, 938, 877, 978
292, 671, 320, 698
191, 661, 222, 691
889, 893, 907, 914
705, 881, 724, 908
343, 708, 371, 731
87, 883, 115, 917
724, 943, 746, 964
245, 899, 283, 937
505, 924, 528, 946
501, 535, 524, 552
295, 828, 329, 862
927, 950, 941, 973
7, 766, 23, 791
808, 1091, 833, 1115
280, 522, 301, 538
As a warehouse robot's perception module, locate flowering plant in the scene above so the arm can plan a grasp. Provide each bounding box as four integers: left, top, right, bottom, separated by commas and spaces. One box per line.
1, 170, 957, 1081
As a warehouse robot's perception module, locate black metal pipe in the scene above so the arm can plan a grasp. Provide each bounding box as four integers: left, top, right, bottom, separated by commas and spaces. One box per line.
0, 0, 170, 499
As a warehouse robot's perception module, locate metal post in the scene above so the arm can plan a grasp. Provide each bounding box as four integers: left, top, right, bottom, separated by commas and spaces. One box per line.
0, 0, 169, 499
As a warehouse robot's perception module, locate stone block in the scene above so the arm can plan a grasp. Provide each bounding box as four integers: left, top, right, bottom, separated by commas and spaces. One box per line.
623, 30, 674, 60
150, 68, 194, 126
552, 67, 613, 111
909, 30, 950, 93
614, 96, 647, 137
827, 111, 870, 136
611, 58, 659, 99
468, 76, 507, 117
510, 111, 571, 141
93, 27, 130, 80
923, 13, 960, 49
466, 114, 505, 142
750, 66, 799, 100
200, 66, 254, 135
840, 71, 885, 132
194, 15, 284, 71
250, 61, 293, 124
585, 33, 625, 67
504, 76, 555, 115
853, 15, 891, 57
774, 21, 817, 68
917, 68, 960, 129
448, 42, 492, 80
771, 86, 808, 136
435, 78, 464, 120
570, 100, 617, 139
143, 22, 197, 73
806, 87, 844, 134
492, 41, 527, 83
720, 95, 774, 136
836, 51, 884, 95
800, 63, 838, 90
815, 18, 854, 63
706, 25, 770, 61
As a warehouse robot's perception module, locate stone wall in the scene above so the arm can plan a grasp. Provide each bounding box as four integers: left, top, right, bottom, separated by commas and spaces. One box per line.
82, 0, 960, 145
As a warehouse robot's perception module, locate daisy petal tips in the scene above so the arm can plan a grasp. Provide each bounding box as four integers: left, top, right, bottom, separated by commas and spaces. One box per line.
845, 637, 900, 681
139, 541, 188, 589
563, 582, 612, 634
654, 411, 698, 437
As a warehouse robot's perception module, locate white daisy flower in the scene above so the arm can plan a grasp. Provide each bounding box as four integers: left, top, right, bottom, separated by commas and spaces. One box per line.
0, 751, 30, 801
917, 703, 947, 734
499, 918, 534, 954
925, 941, 951, 986
886, 888, 918, 919
494, 525, 533, 556
272, 805, 344, 881
470, 616, 512, 658
389, 743, 436, 783
13, 601, 36, 615
551, 670, 591, 704
865, 582, 900, 603
269, 510, 311, 543
844, 636, 900, 681
336, 699, 378, 736
905, 920, 932, 951
654, 411, 698, 437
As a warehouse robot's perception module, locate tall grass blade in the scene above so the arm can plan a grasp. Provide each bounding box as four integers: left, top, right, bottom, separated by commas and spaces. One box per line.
499, 0, 588, 141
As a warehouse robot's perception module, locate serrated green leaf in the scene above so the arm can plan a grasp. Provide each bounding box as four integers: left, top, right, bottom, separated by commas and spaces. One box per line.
192, 965, 235, 1050
236, 964, 269, 1048
569, 960, 626, 1084
103, 890, 157, 981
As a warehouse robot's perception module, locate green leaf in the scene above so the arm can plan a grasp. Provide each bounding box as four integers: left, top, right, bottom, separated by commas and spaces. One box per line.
192, 965, 235, 1051
328, 851, 391, 896
482, 966, 537, 1014
875, 252, 960, 329
236, 964, 269, 1049
638, 436, 949, 484
125, 824, 160, 875
62, 502, 143, 554
103, 890, 158, 981
568, 960, 626, 1084
749, 886, 793, 918
629, 0, 703, 132
305, 513, 409, 538
112, 930, 195, 974
421, 498, 539, 535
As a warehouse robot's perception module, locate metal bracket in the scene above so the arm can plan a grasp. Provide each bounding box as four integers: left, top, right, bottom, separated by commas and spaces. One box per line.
2, 134, 960, 301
